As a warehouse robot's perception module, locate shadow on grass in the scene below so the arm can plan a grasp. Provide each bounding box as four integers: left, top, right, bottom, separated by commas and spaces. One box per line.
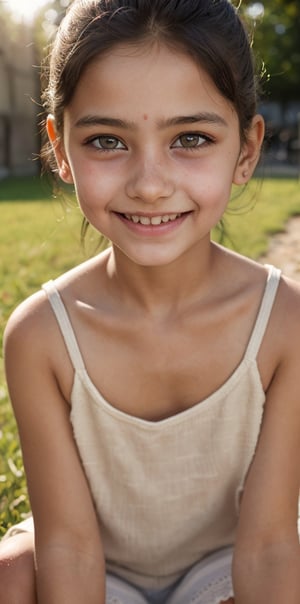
0, 176, 53, 202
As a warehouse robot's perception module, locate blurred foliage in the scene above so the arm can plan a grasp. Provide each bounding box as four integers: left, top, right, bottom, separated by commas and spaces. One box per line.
33, 0, 72, 60
241, 1, 300, 102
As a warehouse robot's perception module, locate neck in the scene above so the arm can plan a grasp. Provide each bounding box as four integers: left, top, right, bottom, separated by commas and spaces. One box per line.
105, 240, 218, 317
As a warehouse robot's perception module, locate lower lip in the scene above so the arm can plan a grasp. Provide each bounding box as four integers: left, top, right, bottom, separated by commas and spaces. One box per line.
116, 213, 190, 236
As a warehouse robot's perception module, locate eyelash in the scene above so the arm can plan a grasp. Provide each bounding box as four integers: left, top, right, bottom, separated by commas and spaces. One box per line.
84, 132, 214, 152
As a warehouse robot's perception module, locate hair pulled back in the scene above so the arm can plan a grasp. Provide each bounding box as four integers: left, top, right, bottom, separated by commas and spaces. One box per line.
43, 0, 258, 146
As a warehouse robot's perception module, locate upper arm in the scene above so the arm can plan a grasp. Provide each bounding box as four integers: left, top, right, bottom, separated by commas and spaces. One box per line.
4, 294, 101, 551
236, 278, 300, 550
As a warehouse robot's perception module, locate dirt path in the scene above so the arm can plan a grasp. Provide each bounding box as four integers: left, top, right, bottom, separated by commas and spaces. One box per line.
259, 216, 300, 281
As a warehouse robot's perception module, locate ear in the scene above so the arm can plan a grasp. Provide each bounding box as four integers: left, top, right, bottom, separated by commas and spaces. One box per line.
46, 115, 73, 184
233, 114, 265, 185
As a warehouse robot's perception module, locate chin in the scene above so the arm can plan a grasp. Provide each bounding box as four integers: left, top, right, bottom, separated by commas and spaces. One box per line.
116, 246, 182, 269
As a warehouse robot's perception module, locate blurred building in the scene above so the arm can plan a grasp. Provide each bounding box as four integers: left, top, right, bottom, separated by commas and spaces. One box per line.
0, 18, 39, 178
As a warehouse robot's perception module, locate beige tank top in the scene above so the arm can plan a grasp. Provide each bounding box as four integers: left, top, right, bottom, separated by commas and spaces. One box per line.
42, 264, 281, 589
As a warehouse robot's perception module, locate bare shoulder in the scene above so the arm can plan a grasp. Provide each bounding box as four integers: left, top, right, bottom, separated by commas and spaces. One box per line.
269, 270, 300, 354
278, 270, 300, 307
222, 245, 300, 343
4, 287, 55, 356
3, 286, 68, 405
4, 251, 109, 353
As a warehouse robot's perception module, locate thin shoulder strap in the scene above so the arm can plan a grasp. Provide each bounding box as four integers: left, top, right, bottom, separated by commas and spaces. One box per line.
42, 280, 85, 371
245, 264, 281, 360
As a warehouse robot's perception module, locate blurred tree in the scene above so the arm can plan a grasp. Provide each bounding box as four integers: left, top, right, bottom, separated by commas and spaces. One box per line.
33, 0, 72, 61
242, 0, 300, 101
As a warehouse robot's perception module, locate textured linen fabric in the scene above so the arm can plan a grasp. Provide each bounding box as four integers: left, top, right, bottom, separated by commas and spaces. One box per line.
37, 264, 281, 590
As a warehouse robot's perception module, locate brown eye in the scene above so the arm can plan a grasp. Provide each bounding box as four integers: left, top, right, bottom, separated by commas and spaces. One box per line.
181, 134, 200, 147
97, 136, 120, 149
89, 136, 126, 150
178, 134, 203, 147
172, 133, 209, 149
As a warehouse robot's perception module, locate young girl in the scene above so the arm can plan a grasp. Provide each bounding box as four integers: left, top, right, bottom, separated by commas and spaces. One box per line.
1, 0, 299, 602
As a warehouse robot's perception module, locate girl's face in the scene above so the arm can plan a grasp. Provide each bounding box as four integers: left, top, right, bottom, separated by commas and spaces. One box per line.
49, 43, 263, 268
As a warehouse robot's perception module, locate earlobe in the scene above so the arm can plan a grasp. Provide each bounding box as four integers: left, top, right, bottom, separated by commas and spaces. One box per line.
233, 114, 265, 185
46, 115, 73, 184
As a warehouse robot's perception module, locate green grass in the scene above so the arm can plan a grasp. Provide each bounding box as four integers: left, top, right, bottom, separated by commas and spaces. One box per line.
216, 178, 300, 257
0, 177, 89, 535
1, 175, 300, 536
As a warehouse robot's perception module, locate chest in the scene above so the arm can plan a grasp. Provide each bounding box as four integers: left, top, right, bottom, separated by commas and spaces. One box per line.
63, 301, 268, 421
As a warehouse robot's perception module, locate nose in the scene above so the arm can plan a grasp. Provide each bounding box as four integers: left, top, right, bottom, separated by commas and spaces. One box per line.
125, 153, 175, 203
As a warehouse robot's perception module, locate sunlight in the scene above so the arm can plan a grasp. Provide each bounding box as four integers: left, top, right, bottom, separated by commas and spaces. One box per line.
3, 0, 49, 22
245, 2, 265, 20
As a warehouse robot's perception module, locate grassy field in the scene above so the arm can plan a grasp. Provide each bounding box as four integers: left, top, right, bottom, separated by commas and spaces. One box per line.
1, 175, 300, 535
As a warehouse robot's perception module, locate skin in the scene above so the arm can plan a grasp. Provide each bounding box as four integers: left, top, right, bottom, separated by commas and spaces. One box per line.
1, 42, 300, 604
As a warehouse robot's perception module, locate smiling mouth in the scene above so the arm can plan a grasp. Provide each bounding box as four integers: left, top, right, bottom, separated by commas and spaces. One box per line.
122, 212, 185, 226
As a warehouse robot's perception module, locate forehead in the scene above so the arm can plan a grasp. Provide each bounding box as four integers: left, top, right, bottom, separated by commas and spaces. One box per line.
66, 42, 238, 126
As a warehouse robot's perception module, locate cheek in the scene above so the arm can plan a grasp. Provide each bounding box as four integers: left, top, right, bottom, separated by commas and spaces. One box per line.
181, 154, 237, 195
186, 176, 233, 209
72, 166, 118, 212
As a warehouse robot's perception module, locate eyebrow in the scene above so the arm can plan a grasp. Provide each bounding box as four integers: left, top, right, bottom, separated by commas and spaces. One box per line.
74, 112, 228, 130
157, 112, 228, 128
74, 115, 137, 129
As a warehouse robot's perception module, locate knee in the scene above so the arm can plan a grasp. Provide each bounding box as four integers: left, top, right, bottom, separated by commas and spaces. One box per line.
0, 533, 36, 604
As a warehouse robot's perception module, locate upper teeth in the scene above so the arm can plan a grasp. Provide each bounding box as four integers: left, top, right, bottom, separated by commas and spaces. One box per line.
125, 213, 181, 225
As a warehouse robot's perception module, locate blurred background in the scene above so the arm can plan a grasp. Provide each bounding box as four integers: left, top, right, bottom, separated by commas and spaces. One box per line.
0, 0, 299, 178
1, 1, 300, 533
